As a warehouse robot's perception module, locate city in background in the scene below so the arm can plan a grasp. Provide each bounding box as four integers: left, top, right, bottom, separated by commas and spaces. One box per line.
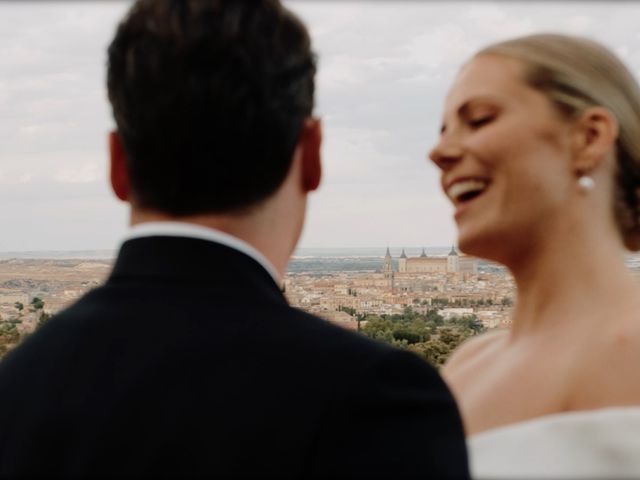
2, 247, 640, 366
2, 1, 640, 365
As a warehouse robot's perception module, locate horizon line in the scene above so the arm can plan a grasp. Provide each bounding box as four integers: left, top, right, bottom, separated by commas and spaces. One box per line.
0, 245, 457, 253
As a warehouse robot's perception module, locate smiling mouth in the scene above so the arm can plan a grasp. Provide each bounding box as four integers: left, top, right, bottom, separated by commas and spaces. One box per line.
446, 179, 490, 206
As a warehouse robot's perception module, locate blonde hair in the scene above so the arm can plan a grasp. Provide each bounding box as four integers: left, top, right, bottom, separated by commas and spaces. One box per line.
478, 33, 640, 250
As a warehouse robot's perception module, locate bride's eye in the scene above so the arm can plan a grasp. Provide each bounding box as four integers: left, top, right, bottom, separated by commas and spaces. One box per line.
469, 116, 494, 129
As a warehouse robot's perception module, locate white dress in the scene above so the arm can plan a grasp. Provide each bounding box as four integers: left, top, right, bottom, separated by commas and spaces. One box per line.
467, 407, 640, 479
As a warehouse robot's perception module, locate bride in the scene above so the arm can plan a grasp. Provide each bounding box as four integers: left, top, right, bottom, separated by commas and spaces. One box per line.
429, 33, 640, 478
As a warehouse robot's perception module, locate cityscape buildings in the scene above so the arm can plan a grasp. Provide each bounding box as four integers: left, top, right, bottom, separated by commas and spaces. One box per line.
286, 247, 515, 331
2, 249, 640, 356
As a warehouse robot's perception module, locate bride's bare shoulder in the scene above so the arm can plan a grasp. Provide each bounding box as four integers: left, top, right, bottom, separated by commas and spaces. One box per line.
443, 328, 509, 377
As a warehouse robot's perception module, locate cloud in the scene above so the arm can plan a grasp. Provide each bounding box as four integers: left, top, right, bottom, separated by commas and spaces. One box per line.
18, 173, 33, 184
2, 1, 640, 250
54, 162, 101, 184
564, 15, 593, 34
18, 120, 79, 140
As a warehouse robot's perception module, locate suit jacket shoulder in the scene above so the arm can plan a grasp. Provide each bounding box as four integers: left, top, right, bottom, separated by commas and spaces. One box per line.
0, 237, 469, 478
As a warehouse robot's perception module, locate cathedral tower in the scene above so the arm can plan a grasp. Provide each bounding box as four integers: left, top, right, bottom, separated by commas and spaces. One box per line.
383, 247, 395, 291
447, 245, 459, 273
399, 248, 407, 273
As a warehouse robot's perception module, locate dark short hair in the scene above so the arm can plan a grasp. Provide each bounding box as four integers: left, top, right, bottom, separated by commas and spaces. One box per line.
107, 0, 316, 215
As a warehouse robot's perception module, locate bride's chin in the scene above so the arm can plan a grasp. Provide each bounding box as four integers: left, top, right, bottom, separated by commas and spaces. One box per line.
457, 228, 505, 263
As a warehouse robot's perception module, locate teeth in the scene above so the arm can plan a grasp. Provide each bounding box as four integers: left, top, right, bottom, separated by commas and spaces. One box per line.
447, 179, 488, 203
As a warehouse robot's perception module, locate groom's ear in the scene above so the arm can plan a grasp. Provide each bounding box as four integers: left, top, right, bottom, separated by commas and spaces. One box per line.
299, 117, 322, 192
109, 131, 130, 202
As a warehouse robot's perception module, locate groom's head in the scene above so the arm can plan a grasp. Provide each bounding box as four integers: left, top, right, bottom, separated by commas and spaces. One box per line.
106, 0, 320, 216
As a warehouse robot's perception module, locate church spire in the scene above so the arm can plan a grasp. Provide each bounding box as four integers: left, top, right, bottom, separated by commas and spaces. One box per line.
383, 246, 394, 278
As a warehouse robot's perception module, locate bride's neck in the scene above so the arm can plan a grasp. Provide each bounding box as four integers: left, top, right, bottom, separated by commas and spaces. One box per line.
506, 226, 637, 339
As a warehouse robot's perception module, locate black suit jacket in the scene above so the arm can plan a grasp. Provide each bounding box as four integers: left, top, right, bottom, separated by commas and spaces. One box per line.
0, 237, 469, 478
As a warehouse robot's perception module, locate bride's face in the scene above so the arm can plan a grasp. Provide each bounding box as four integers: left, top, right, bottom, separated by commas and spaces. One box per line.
429, 54, 576, 263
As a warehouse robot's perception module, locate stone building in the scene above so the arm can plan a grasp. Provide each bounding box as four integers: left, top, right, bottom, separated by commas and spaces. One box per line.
382, 247, 395, 290
397, 246, 466, 274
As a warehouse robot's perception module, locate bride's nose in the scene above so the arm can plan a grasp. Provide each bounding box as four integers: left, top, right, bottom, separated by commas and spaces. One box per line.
429, 136, 463, 171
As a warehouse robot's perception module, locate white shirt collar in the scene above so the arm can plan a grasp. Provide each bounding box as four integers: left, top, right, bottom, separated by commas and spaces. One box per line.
122, 221, 281, 285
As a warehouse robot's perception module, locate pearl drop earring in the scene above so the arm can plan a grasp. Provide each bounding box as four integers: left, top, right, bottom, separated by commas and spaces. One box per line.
578, 175, 595, 191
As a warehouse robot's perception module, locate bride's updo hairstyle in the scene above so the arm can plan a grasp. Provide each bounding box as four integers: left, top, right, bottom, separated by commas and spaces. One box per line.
478, 34, 640, 251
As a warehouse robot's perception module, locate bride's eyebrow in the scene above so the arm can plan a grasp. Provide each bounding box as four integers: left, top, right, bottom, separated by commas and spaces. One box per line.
440, 100, 481, 134
459, 99, 495, 117
440, 96, 500, 134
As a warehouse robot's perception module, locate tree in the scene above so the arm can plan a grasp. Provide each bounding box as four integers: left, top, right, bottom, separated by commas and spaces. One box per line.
338, 306, 356, 316
0, 322, 20, 358
431, 297, 449, 306
358, 310, 484, 367
449, 314, 485, 335
402, 306, 417, 318
356, 313, 367, 332
425, 308, 444, 327
393, 318, 431, 344
409, 338, 451, 367
501, 296, 513, 306
14, 302, 24, 315
37, 311, 52, 328
438, 326, 466, 346
361, 316, 394, 340
30, 297, 45, 311
28, 297, 50, 328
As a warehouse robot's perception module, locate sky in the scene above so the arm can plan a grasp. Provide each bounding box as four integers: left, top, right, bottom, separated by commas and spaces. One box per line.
1, 1, 640, 251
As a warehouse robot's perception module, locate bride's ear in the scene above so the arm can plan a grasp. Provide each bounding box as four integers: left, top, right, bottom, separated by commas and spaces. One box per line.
571, 106, 619, 173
